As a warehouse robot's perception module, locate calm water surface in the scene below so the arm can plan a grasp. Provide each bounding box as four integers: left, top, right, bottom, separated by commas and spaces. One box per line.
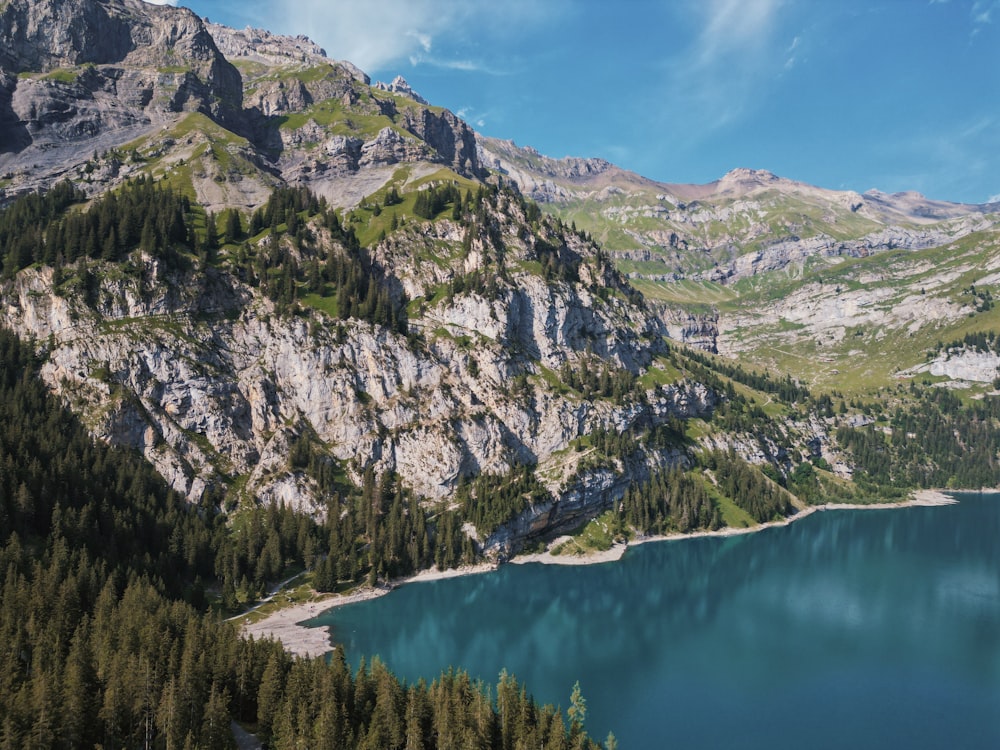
308, 494, 1000, 749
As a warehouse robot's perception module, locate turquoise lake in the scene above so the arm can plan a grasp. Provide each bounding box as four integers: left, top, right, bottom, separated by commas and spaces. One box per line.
307, 494, 1000, 748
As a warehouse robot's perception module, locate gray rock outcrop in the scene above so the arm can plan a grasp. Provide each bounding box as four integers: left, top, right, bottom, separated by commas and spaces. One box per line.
374, 75, 428, 105
0, 0, 243, 122
0, 189, 748, 552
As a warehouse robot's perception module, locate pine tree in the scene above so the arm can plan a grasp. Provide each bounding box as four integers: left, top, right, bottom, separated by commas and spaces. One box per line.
62, 619, 98, 749
256, 651, 286, 740
200, 683, 235, 749
223, 209, 242, 245
204, 212, 219, 250
568, 680, 587, 734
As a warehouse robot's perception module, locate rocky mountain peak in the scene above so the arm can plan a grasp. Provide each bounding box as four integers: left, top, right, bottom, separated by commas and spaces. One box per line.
205, 21, 327, 61
374, 75, 428, 104
0, 0, 222, 71
715, 167, 782, 193
476, 136, 620, 204
0, 0, 243, 123
478, 137, 611, 176
204, 20, 373, 85
0, 0, 247, 189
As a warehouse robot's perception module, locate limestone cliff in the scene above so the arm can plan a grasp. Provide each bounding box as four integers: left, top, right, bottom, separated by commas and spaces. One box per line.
0, 0, 242, 125
2, 185, 780, 553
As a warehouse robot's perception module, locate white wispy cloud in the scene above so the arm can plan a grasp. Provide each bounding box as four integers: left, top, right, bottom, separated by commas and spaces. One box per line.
972, 0, 998, 24
457, 107, 489, 129
667, 0, 791, 133
784, 35, 801, 69
269, 0, 561, 75
272, 0, 449, 73
969, 0, 1000, 37
408, 31, 433, 55
960, 116, 995, 139
410, 57, 490, 73
694, 0, 786, 67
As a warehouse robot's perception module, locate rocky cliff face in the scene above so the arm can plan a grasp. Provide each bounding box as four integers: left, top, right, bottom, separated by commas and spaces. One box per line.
1, 0, 137, 71
660, 309, 719, 352
1, 184, 770, 553
254, 75, 482, 185
2, 264, 706, 552
0, 0, 484, 210
0, 0, 242, 121
901, 348, 1000, 384
478, 138, 619, 204
205, 21, 338, 71
719, 215, 994, 281
0, 0, 246, 200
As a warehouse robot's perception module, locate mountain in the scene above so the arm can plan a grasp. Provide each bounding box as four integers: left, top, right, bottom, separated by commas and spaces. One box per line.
2, 0, 1000, 566
479, 138, 1000, 393
0, 0, 480, 210
0, 0, 242, 179
479, 136, 997, 286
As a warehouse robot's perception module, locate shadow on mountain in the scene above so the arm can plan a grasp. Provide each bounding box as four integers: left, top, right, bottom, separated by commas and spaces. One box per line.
0, 76, 30, 153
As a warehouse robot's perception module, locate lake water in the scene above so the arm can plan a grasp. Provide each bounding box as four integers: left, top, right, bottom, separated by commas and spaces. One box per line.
307, 494, 1000, 748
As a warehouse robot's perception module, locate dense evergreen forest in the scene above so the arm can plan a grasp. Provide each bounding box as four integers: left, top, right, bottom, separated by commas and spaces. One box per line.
0, 329, 607, 749
0, 179, 408, 332
621, 467, 719, 535
458, 466, 552, 537
838, 384, 1000, 492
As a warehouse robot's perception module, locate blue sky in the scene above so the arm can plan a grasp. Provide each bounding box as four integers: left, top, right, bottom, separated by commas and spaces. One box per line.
160, 0, 1000, 203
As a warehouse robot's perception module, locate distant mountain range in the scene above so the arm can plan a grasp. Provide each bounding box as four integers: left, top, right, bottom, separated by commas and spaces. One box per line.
479, 136, 998, 283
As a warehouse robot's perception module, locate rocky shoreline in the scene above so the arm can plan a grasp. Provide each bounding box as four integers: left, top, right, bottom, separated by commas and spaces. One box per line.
240, 563, 498, 658
241, 488, 961, 657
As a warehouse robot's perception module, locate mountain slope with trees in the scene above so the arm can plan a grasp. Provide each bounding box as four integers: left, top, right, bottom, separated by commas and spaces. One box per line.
2, 3, 1000, 748
0, 327, 608, 750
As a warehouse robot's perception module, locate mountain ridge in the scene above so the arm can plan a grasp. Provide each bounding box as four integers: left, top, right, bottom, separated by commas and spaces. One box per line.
0, 0, 483, 211
476, 135, 1000, 370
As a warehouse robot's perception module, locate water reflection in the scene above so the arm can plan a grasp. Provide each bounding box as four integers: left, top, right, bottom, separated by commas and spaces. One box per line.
309, 494, 1000, 749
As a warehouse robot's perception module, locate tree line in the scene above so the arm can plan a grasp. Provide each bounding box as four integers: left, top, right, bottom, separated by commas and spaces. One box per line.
620, 466, 720, 535
0, 180, 84, 277
701, 449, 793, 523
930, 329, 1000, 357
1, 177, 192, 276
681, 347, 811, 404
